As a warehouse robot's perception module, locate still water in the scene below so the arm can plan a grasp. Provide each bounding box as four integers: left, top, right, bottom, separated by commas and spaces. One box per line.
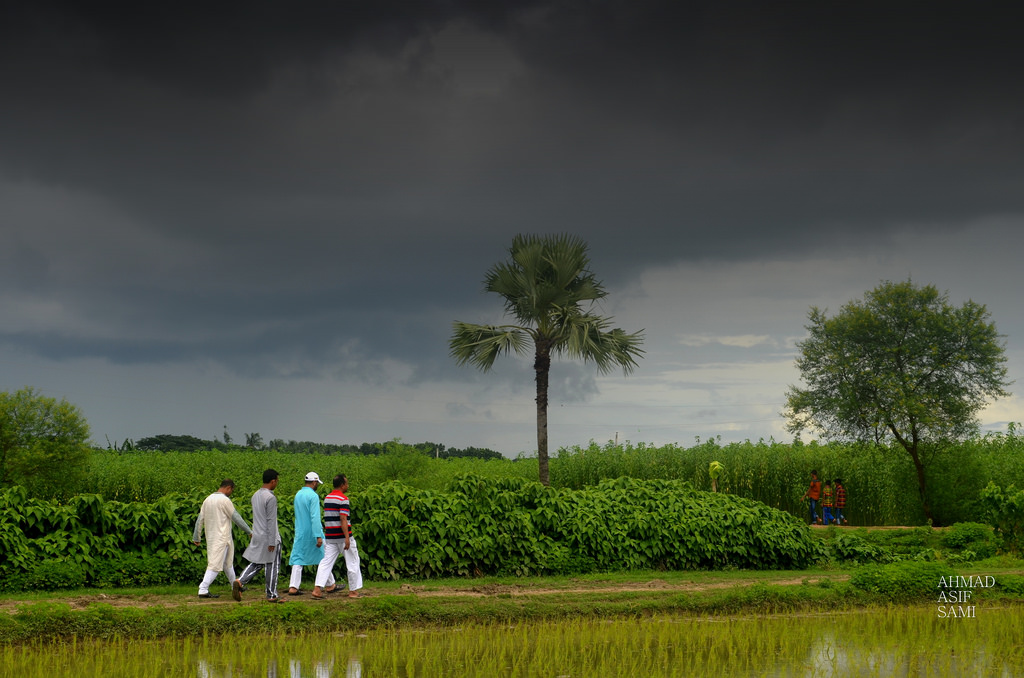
5, 605, 1022, 677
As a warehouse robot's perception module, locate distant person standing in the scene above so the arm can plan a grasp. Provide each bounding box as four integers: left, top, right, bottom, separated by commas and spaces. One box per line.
821, 480, 835, 525
313, 474, 363, 599
234, 469, 283, 603
192, 479, 252, 598
288, 472, 325, 595
801, 470, 822, 525
834, 478, 848, 525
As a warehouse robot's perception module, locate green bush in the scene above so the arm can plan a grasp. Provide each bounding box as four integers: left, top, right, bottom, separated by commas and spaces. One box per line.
25, 560, 87, 591
997, 574, 1024, 595
0, 476, 821, 588
942, 522, 994, 549
849, 561, 956, 600
0, 487, 206, 590
357, 475, 821, 579
88, 552, 203, 588
941, 522, 997, 560
978, 483, 1024, 553
829, 533, 895, 564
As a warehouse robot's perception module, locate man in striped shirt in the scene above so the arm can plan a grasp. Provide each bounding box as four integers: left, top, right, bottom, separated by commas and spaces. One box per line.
312, 474, 363, 599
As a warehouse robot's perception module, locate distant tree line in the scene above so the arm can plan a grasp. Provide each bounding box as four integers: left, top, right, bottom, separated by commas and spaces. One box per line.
125, 434, 503, 460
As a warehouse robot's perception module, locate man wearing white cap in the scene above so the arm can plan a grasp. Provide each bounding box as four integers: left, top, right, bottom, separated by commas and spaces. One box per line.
287, 471, 325, 594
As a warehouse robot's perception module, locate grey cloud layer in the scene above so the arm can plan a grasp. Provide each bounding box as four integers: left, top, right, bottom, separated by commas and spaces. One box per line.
3, 0, 1024, 379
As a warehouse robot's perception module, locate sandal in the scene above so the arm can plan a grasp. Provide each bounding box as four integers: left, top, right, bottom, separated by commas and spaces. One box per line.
287, 589, 304, 596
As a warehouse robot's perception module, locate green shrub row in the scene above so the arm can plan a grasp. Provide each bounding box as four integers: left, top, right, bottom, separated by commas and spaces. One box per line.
0, 476, 820, 590
817, 522, 1001, 566
849, 561, 958, 600
352, 475, 820, 578
0, 488, 208, 591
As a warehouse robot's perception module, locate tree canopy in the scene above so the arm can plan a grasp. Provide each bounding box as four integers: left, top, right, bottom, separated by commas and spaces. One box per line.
450, 233, 644, 485
0, 387, 92, 497
784, 280, 1011, 524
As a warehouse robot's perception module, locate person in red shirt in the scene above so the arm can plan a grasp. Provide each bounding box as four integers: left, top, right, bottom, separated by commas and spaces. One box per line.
801, 470, 822, 525
312, 474, 363, 599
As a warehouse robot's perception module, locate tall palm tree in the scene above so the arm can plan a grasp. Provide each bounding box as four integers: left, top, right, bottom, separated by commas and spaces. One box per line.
449, 234, 645, 485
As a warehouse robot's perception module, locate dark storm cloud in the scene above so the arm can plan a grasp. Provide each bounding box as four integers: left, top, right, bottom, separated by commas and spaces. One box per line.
0, 0, 543, 96
3, 0, 1024, 375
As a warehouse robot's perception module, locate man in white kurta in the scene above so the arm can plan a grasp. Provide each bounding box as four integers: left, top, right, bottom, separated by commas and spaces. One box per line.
192, 479, 252, 598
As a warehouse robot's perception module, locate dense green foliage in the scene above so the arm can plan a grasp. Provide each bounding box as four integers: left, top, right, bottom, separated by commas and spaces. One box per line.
784, 280, 1011, 524
358, 476, 819, 579
0, 387, 92, 498
849, 561, 957, 599
978, 482, 1024, 554
940, 522, 999, 561
551, 433, 1024, 526
40, 428, 1024, 527
132, 435, 503, 459
0, 475, 818, 591
136, 434, 221, 452
814, 523, 1002, 565
82, 445, 536, 503
0, 486, 206, 592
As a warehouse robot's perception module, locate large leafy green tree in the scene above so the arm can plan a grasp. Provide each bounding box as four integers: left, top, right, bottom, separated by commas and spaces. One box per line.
784, 280, 1011, 524
450, 234, 645, 485
0, 387, 92, 497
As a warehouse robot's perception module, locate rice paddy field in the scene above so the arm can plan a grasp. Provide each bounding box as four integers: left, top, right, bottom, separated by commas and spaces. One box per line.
5, 605, 1023, 677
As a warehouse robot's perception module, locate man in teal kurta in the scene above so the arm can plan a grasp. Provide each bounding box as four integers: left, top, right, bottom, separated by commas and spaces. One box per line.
288, 471, 325, 594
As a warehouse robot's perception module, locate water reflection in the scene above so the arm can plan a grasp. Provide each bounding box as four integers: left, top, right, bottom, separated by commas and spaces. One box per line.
197, 656, 361, 678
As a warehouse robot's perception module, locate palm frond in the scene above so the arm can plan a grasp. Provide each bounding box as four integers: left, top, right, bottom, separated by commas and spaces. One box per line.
556, 311, 646, 375
485, 233, 607, 326
449, 322, 532, 371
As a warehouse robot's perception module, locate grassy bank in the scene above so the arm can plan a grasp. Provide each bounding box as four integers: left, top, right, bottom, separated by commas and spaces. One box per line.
4, 564, 1024, 644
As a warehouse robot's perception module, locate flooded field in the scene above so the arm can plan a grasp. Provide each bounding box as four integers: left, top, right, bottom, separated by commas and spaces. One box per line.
5, 605, 1022, 677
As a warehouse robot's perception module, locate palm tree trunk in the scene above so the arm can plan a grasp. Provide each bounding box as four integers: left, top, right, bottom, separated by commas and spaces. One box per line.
535, 340, 551, 486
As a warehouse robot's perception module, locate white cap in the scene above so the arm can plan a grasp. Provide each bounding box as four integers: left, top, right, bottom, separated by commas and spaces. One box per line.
304, 472, 322, 484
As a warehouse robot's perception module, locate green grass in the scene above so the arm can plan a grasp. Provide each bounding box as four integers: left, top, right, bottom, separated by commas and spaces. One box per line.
4, 557, 1024, 643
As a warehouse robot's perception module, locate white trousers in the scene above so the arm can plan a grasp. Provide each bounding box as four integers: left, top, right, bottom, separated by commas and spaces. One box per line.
290, 563, 333, 590
314, 537, 363, 591
198, 548, 236, 594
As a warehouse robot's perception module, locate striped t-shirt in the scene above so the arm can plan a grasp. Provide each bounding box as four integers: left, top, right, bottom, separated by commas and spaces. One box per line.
323, 490, 351, 543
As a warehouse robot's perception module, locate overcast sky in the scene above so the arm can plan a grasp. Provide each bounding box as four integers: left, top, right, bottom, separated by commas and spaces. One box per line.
3, 1, 1023, 455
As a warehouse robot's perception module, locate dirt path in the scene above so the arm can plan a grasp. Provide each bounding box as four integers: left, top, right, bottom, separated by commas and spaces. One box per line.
1, 574, 852, 612
399, 575, 849, 598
